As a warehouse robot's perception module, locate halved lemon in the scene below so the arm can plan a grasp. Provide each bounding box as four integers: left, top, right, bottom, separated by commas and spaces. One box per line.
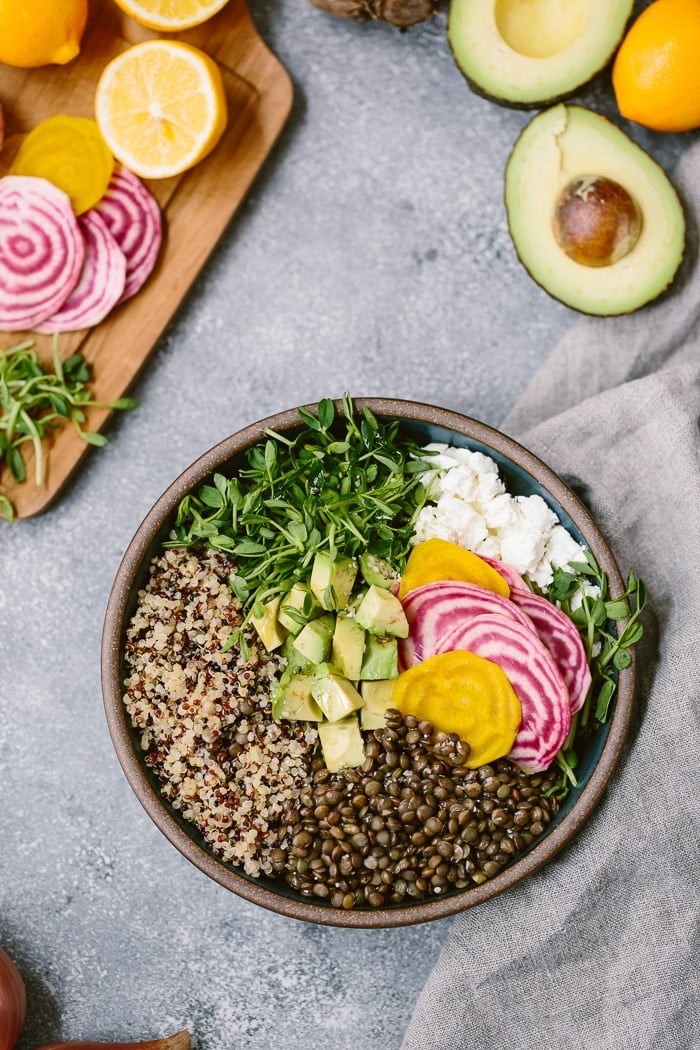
113, 0, 231, 31
94, 40, 228, 180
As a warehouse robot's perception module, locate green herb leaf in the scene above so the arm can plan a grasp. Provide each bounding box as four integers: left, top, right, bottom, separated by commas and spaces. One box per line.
166, 393, 431, 640
0, 339, 136, 513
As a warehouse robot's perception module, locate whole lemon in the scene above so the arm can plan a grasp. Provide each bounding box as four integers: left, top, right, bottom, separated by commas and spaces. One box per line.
0, 0, 88, 68
612, 0, 700, 133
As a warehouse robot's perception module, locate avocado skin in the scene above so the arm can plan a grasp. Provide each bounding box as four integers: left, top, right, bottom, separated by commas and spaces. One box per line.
447, 4, 633, 110
504, 105, 687, 316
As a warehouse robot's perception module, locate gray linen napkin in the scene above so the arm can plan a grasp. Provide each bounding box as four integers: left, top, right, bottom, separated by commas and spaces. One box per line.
400, 141, 700, 1050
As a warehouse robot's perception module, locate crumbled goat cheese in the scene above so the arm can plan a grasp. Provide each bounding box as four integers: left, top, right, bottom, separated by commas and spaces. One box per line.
413, 443, 588, 590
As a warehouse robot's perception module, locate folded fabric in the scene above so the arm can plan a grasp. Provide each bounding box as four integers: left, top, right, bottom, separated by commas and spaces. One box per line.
400, 141, 700, 1050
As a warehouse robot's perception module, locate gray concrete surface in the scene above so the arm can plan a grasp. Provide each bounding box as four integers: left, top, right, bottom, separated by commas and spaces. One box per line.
0, 2, 691, 1048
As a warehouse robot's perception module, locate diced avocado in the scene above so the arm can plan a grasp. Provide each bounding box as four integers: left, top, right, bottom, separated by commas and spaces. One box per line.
272, 672, 323, 722
318, 715, 366, 773
282, 634, 312, 674
331, 614, 366, 681
309, 551, 358, 611
359, 635, 398, 681
354, 585, 409, 638
346, 587, 367, 615
312, 663, 364, 722
278, 582, 320, 635
251, 596, 288, 651
360, 679, 396, 730
359, 552, 400, 590
292, 613, 335, 665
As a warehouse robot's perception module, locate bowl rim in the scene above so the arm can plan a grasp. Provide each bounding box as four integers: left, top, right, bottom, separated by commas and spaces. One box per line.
101, 397, 635, 928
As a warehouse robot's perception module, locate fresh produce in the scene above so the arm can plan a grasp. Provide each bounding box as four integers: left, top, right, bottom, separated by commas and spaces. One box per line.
0, 337, 137, 522
392, 648, 523, 767
397, 536, 510, 598
0, 164, 161, 332
34, 1035, 191, 1050
113, 0, 232, 30
94, 40, 228, 179
507, 583, 592, 714
92, 167, 163, 303
447, 0, 634, 107
0, 0, 87, 68
0, 176, 85, 331
504, 104, 686, 315
398, 578, 537, 665
166, 395, 433, 654
36, 211, 127, 333
612, 0, 700, 133
0, 947, 26, 1050
434, 613, 572, 773
308, 0, 438, 28
10, 116, 114, 215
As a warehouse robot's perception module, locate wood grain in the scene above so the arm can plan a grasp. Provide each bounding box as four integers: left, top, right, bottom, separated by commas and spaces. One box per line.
0, 0, 293, 520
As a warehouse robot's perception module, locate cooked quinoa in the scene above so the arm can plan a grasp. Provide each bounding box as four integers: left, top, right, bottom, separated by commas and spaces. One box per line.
122, 545, 318, 878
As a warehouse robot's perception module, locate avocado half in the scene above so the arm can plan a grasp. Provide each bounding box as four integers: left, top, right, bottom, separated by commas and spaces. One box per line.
448, 0, 634, 107
504, 105, 686, 316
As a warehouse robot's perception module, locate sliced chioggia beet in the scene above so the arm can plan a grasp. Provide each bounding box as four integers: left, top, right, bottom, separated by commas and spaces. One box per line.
435, 612, 572, 774
92, 165, 162, 302
0, 175, 84, 330
478, 554, 529, 592
398, 579, 536, 670
506, 585, 591, 714
36, 210, 127, 333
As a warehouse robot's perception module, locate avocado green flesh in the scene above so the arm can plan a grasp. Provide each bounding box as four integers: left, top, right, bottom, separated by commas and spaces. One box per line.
505, 105, 685, 316
448, 0, 633, 106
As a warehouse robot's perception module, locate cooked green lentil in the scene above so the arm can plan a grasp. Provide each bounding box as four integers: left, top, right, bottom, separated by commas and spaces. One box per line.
122, 545, 558, 906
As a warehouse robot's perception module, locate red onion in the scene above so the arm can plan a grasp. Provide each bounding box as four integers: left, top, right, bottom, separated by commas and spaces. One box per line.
35, 1033, 190, 1050
0, 947, 26, 1050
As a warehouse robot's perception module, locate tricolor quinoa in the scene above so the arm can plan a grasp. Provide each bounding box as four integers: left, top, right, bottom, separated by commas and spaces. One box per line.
122, 546, 317, 878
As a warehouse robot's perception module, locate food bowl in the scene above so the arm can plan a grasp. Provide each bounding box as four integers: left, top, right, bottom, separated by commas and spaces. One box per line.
101, 397, 635, 928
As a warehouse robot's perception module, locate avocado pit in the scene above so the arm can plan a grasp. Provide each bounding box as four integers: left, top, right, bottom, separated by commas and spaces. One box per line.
552, 175, 642, 268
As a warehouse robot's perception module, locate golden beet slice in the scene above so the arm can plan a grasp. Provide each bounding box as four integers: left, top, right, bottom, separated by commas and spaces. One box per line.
392, 649, 522, 768
398, 538, 510, 599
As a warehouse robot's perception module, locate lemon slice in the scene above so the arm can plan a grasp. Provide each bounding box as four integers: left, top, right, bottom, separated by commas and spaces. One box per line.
113, 0, 230, 30
94, 40, 228, 180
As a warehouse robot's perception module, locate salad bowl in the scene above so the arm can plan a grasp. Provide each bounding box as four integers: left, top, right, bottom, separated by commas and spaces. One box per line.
101, 397, 636, 927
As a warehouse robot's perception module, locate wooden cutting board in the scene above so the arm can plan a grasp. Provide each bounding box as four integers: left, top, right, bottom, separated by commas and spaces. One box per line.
0, 0, 293, 520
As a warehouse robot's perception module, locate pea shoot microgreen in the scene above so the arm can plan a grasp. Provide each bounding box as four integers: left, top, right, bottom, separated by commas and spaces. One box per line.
166, 393, 436, 654
542, 550, 647, 799
0, 336, 138, 522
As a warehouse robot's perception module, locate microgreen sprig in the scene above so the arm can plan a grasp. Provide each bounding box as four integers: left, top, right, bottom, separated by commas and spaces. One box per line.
0, 336, 138, 521
166, 393, 436, 650
542, 550, 647, 799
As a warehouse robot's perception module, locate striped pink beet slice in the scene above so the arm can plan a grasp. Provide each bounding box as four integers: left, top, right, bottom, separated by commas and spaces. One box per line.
92, 166, 162, 303
398, 579, 537, 670
0, 175, 84, 331
506, 586, 591, 714
36, 211, 127, 333
435, 612, 572, 774
478, 554, 529, 592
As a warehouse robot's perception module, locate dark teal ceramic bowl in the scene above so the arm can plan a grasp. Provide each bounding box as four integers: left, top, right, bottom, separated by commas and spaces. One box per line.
101, 398, 635, 928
